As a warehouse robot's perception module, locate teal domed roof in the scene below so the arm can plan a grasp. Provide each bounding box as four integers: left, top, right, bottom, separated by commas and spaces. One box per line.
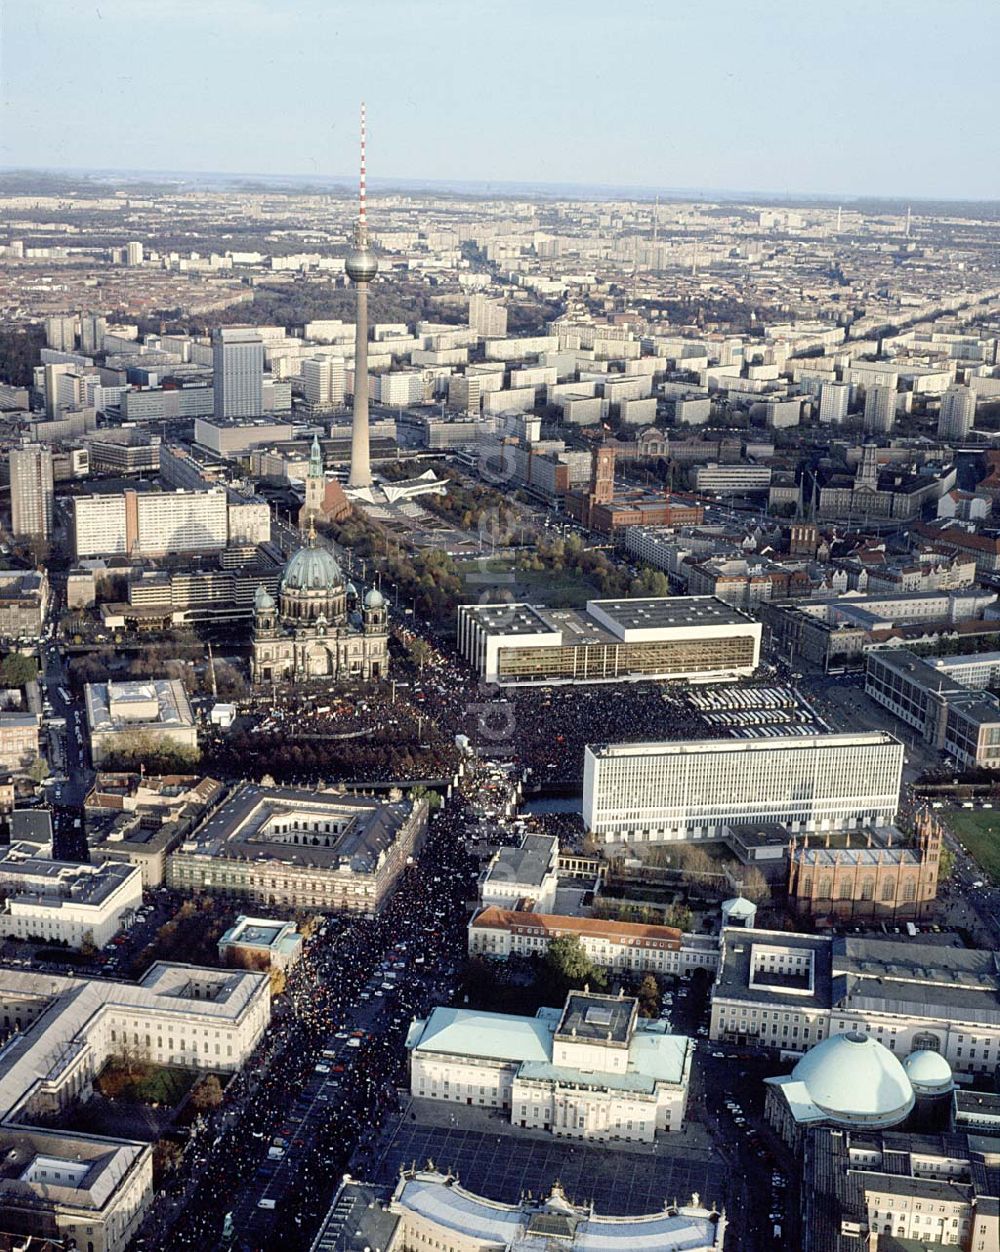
282, 544, 344, 592
254, 583, 276, 612
364, 587, 385, 609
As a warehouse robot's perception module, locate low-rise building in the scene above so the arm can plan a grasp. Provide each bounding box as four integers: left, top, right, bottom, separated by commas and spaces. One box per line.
801, 1127, 998, 1252
0, 713, 40, 773
407, 990, 693, 1142
458, 597, 761, 687
468, 906, 719, 977
710, 927, 1000, 1076
167, 783, 427, 914
218, 915, 303, 971
84, 679, 197, 766
310, 1173, 728, 1252
480, 834, 560, 912
0, 844, 142, 948
0, 570, 50, 641
0, 1127, 153, 1252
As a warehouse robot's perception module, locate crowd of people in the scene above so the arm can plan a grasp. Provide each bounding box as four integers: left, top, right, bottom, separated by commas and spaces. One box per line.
142, 756, 511, 1251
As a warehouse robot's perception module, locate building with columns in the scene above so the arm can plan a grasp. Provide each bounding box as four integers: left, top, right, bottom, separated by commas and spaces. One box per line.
406, 989, 692, 1143
250, 531, 388, 685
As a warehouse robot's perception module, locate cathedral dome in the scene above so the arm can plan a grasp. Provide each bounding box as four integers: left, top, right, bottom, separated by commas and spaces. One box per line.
364, 587, 385, 609
282, 545, 344, 592
254, 584, 275, 612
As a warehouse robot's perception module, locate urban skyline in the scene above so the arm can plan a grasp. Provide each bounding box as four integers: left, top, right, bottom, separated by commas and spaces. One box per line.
1, 0, 998, 201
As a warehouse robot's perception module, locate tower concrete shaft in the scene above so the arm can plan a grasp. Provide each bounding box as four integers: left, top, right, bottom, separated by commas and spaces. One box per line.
349, 281, 372, 487
346, 101, 377, 490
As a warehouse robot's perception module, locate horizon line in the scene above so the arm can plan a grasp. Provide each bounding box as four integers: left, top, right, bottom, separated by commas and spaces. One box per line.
1, 164, 998, 208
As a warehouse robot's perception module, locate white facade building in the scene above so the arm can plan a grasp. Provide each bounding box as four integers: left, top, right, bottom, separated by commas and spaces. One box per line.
583, 732, 903, 844
407, 991, 692, 1143
302, 354, 346, 406
74, 487, 234, 558
0, 844, 142, 948
819, 381, 851, 423
937, 385, 976, 440
480, 834, 560, 913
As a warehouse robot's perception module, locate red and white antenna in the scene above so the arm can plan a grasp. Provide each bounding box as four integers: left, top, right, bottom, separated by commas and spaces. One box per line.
359, 101, 367, 232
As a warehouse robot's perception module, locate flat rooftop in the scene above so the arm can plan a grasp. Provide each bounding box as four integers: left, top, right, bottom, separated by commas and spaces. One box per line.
485, 834, 556, 889
556, 992, 634, 1046
588, 731, 899, 759
182, 783, 416, 874
461, 595, 753, 645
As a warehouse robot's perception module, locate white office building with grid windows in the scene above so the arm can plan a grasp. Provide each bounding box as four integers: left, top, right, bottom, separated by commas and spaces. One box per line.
583, 732, 903, 845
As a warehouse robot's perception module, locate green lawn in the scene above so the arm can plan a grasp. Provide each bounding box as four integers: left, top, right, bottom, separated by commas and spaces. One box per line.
944, 810, 1000, 882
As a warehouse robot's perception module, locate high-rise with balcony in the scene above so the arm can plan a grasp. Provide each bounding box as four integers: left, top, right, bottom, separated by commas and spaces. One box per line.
10, 445, 54, 544
212, 327, 264, 418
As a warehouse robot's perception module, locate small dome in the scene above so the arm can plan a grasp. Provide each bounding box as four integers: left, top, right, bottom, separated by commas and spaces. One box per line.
254, 584, 275, 612
364, 588, 385, 609
346, 582, 358, 599
790, 1032, 914, 1126
903, 1049, 953, 1095
282, 544, 343, 592
722, 896, 757, 918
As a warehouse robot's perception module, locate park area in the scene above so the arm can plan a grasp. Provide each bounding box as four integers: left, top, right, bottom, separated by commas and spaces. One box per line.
943, 809, 1000, 881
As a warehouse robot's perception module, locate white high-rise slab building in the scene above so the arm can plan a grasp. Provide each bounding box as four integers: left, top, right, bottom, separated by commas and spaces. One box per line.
468, 293, 508, 338
583, 732, 903, 844
937, 385, 976, 440
212, 327, 264, 418
818, 381, 851, 424
302, 354, 346, 406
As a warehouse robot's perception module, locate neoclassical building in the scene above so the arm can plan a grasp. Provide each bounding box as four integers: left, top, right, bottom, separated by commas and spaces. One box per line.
250, 531, 389, 685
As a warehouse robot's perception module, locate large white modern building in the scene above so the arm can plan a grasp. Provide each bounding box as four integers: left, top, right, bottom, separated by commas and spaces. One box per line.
407, 990, 693, 1143
583, 732, 903, 844
457, 597, 761, 686
0, 843, 143, 948
73, 487, 236, 558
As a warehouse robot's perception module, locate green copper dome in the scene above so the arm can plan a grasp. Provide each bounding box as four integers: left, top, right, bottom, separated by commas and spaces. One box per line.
281, 544, 344, 592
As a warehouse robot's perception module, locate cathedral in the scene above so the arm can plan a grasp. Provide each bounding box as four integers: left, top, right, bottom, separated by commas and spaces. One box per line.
251, 539, 389, 685
251, 436, 388, 685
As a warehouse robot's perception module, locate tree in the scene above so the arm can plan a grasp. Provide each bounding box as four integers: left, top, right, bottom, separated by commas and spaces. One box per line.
189, 1074, 224, 1112
637, 974, 660, 1018
664, 904, 693, 932
27, 756, 49, 783
153, 1138, 183, 1181
410, 639, 431, 672
938, 845, 955, 882
543, 934, 606, 997
0, 652, 37, 687
739, 866, 771, 904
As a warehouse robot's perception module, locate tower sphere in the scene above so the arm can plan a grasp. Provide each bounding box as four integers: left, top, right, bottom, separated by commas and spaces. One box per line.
346, 246, 378, 284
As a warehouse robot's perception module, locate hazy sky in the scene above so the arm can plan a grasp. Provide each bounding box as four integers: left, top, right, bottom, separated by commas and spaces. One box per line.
1, 0, 996, 200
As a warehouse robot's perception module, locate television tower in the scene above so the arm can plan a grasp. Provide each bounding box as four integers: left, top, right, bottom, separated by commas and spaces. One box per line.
347, 102, 377, 489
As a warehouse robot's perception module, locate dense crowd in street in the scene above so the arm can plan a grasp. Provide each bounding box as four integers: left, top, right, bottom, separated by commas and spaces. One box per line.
142, 757, 506, 1251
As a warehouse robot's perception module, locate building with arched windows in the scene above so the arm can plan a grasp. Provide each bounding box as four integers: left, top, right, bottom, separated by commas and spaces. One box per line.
786, 806, 943, 921
250, 534, 388, 685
